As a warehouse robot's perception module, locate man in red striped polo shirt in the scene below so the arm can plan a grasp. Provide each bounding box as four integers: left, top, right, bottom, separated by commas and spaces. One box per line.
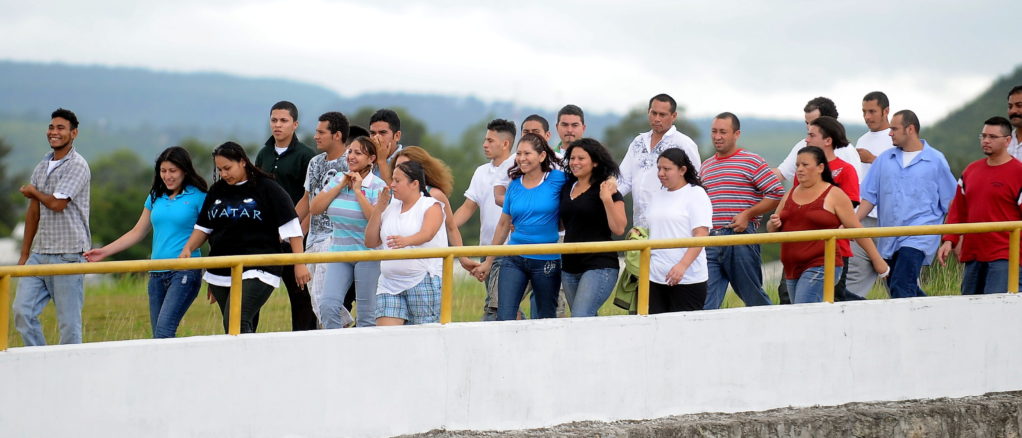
700, 112, 786, 309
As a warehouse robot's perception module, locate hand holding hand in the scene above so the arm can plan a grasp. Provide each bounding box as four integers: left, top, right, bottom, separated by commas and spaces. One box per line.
459, 257, 480, 272
83, 248, 108, 262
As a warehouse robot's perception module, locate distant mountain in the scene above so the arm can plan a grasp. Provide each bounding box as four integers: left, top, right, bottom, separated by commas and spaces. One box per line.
925, 65, 1022, 173
0, 60, 866, 172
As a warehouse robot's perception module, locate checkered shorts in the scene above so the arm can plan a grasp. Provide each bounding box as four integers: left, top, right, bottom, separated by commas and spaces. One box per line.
375, 274, 441, 324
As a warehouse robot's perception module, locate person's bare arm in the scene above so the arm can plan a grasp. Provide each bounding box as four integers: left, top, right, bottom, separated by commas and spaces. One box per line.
385, 204, 444, 249
84, 209, 152, 262
831, 191, 888, 275
18, 199, 40, 265
494, 185, 506, 208
20, 184, 70, 212
730, 198, 781, 232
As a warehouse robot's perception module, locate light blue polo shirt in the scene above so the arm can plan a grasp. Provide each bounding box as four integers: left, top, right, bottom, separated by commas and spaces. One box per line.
144, 185, 206, 260
860, 140, 956, 263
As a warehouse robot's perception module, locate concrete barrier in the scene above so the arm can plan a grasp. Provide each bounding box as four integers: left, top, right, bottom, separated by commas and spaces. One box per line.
2, 294, 1021, 437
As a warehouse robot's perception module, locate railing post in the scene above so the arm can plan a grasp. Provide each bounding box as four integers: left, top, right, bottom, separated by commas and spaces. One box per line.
823, 237, 836, 303
0, 275, 10, 351
229, 264, 243, 336
1010, 228, 1020, 294
440, 255, 454, 324
638, 247, 651, 315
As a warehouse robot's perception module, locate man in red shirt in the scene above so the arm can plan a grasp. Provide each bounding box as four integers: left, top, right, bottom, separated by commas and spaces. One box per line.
937, 116, 1022, 294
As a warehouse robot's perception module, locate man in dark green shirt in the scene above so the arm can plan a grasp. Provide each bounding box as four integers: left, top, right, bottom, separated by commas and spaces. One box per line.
254, 100, 318, 331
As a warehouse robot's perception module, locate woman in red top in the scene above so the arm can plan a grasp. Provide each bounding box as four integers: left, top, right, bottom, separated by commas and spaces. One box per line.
768, 146, 888, 303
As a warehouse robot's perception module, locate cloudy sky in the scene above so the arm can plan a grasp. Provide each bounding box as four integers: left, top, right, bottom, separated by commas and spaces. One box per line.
2, 0, 1017, 123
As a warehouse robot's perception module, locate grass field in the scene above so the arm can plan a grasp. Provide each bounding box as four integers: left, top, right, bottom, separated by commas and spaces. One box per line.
4, 260, 965, 347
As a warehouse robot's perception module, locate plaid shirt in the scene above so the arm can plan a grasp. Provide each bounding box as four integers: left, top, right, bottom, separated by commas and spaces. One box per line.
29, 148, 91, 254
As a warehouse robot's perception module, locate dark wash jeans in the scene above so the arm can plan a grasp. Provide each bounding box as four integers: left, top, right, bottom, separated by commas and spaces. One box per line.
496, 255, 561, 320
147, 269, 201, 338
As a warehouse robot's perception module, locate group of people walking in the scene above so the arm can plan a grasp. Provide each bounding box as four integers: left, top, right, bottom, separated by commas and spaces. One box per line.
12, 86, 1022, 345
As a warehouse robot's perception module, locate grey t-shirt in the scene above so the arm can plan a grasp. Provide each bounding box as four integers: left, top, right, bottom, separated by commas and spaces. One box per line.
303, 152, 348, 239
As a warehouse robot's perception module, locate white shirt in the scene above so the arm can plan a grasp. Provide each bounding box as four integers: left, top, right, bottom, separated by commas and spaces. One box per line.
377, 196, 448, 295
855, 128, 894, 182
853, 128, 893, 219
619, 126, 701, 229
778, 139, 862, 182
1009, 129, 1021, 162
648, 184, 713, 285
465, 156, 514, 245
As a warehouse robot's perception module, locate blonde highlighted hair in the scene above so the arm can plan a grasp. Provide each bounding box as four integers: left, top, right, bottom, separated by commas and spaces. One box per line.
390, 146, 453, 195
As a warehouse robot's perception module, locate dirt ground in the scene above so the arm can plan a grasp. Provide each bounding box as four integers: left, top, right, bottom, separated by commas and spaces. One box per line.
402, 391, 1022, 438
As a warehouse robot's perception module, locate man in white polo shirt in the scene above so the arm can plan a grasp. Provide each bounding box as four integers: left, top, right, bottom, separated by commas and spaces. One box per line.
454, 119, 516, 321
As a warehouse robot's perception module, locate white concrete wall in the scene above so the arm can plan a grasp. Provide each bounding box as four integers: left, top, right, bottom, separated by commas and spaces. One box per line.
2, 294, 1021, 438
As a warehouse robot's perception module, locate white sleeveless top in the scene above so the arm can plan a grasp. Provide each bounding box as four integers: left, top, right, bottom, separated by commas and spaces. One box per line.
377, 195, 448, 295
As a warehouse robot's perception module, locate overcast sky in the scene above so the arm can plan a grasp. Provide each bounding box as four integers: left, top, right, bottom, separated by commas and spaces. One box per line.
2, 0, 1017, 124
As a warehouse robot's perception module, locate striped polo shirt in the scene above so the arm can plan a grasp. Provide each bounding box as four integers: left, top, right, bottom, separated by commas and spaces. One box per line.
700, 148, 785, 229
325, 172, 387, 251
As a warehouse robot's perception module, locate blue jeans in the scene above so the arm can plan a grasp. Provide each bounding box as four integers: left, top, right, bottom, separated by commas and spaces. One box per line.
497, 256, 561, 320
562, 268, 618, 317
961, 260, 1020, 294
785, 266, 844, 304
322, 261, 380, 328
13, 253, 85, 346
704, 228, 772, 309
885, 247, 927, 298
147, 269, 201, 338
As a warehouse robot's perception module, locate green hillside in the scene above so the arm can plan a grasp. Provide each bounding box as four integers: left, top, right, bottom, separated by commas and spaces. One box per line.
926, 65, 1022, 174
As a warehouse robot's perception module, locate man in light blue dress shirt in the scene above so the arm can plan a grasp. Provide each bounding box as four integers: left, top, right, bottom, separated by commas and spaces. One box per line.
857, 110, 956, 298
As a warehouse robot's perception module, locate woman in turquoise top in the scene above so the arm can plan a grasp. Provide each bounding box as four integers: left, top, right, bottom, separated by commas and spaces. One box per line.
476, 133, 567, 320
84, 146, 208, 338
311, 136, 389, 328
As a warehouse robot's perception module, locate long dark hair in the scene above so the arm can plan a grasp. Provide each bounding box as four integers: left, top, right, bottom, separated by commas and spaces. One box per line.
349, 136, 378, 172
211, 141, 272, 184
395, 161, 431, 197
796, 146, 837, 186
150, 146, 208, 203
562, 137, 620, 184
657, 148, 701, 187
508, 133, 557, 180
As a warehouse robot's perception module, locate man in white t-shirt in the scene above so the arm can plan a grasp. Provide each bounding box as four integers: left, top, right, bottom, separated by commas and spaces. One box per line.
845, 91, 895, 299
1007, 85, 1022, 161
618, 93, 701, 229
774, 96, 862, 183
454, 119, 516, 321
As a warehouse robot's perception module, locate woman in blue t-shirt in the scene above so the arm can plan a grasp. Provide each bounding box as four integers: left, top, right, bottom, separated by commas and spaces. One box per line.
84, 146, 208, 338
476, 133, 567, 320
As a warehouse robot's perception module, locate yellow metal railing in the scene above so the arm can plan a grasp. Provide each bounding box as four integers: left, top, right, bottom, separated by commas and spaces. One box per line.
1, 221, 1020, 350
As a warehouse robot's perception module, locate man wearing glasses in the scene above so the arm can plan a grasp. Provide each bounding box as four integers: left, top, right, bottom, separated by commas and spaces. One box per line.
937, 116, 1022, 293
857, 110, 956, 298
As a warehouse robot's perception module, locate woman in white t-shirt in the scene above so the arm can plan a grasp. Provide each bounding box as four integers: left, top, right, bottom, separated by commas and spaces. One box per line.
647, 148, 713, 313
365, 161, 447, 325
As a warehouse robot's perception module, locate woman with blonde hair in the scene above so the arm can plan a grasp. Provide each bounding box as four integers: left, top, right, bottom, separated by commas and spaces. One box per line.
391, 146, 476, 271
